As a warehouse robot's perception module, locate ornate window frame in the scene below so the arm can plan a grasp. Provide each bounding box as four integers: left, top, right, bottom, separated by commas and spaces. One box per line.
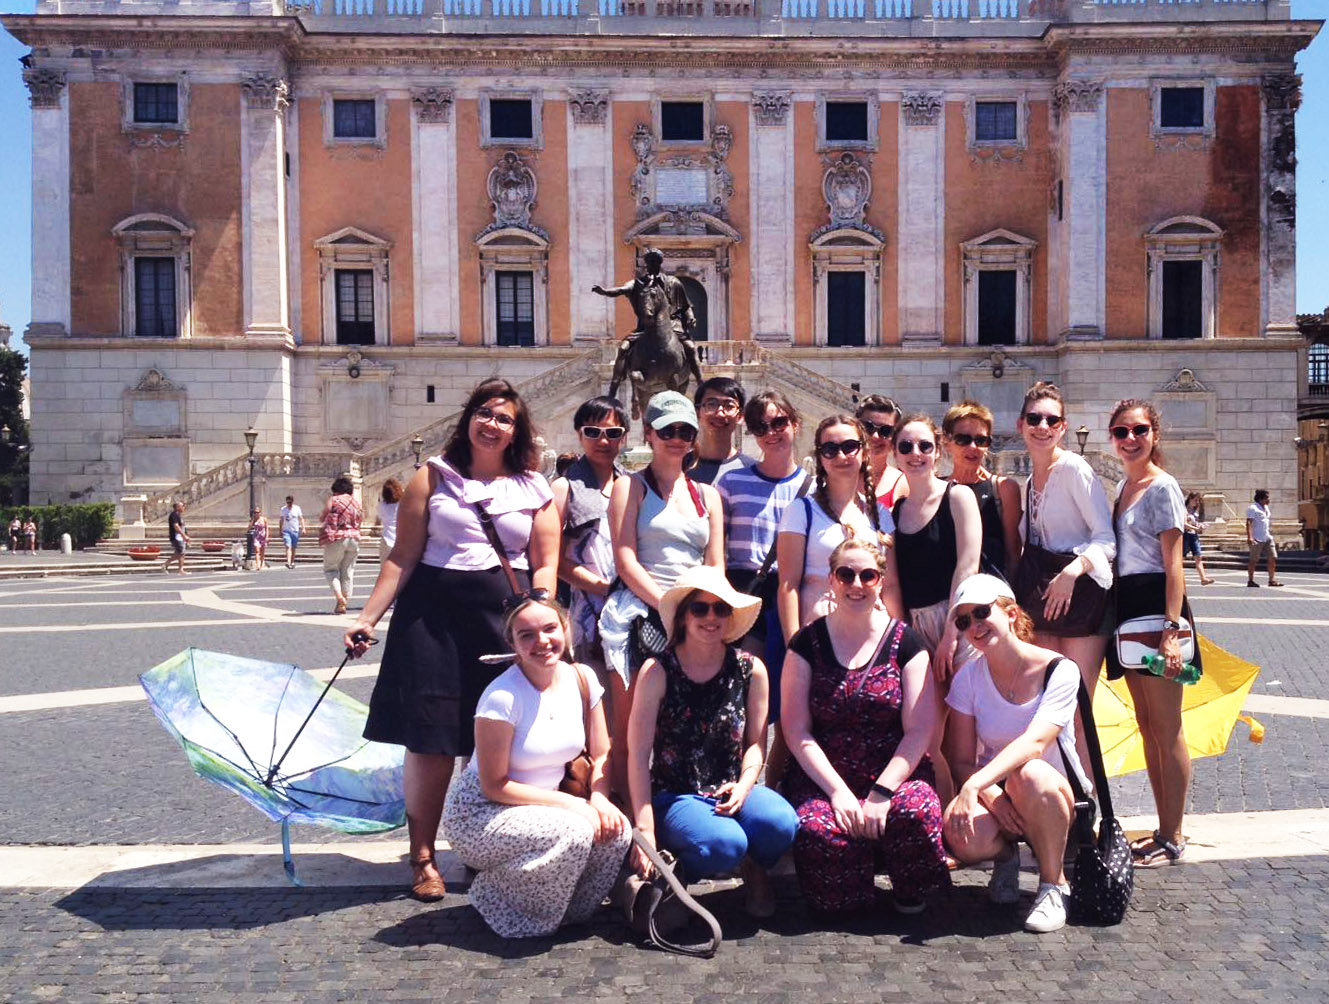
1151, 78, 1215, 143
112, 214, 194, 339
480, 91, 544, 149
961, 228, 1037, 347
323, 91, 387, 149
476, 228, 551, 347
653, 95, 713, 146
810, 228, 884, 348
122, 73, 190, 134
314, 227, 393, 346
815, 92, 878, 153
1146, 216, 1223, 340
965, 93, 1028, 160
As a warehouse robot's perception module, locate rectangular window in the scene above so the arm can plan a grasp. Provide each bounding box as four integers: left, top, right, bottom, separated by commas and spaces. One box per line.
133, 83, 179, 125
333, 99, 377, 139
977, 270, 1017, 346
975, 101, 1017, 143
825, 101, 869, 144
661, 101, 705, 142
1161, 260, 1203, 340
490, 99, 534, 140
1160, 87, 1205, 129
134, 258, 177, 337
826, 272, 866, 348
496, 271, 535, 347
335, 270, 375, 345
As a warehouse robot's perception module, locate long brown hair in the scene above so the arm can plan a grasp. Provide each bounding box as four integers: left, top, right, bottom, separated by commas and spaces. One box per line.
443, 378, 540, 475
1108, 398, 1165, 467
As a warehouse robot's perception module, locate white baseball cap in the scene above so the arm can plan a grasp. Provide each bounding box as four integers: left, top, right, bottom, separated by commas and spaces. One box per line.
947, 573, 1016, 621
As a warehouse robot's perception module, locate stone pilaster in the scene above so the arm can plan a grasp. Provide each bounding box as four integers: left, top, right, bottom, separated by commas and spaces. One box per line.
24, 66, 69, 338
750, 92, 794, 341
567, 90, 615, 343
413, 88, 460, 342
1263, 73, 1300, 338
241, 74, 291, 339
1054, 79, 1106, 340
898, 93, 944, 343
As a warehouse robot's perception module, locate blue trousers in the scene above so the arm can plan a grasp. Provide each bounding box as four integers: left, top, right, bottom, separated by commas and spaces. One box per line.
653, 786, 799, 879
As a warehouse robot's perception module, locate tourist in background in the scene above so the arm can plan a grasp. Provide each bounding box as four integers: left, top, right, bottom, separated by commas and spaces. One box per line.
857, 395, 908, 509
279, 495, 306, 569
1183, 491, 1216, 585
1246, 489, 1282, 587
165, 502, 188, 575
320, 477, 362, 614
247, 507, 269, 571
377, 478, 403, 564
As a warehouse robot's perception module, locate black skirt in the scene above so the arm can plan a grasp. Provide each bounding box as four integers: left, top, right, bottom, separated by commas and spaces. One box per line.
363, 563, 529, 756
1105, 571, 1202, 682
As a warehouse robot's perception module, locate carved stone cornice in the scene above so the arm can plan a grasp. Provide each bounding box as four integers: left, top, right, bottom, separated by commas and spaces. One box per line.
568, 88, 609, 125
22, 67, 65, 110
412, 87, 454, 123
241, 73, 289, 111
1052, 79, 1103, 115
1263, 73, 1302, 114
901, 92, 942, 127
752, 91, 791, 126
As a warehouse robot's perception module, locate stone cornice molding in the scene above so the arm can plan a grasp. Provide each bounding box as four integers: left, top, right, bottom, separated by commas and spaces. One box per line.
1044, 21, 1317, 60
241, 72, 289, 110
752, 91, 791, 126
901, 91, 942, 126
412, 86, 454, 123
22, 66, 66, 109
568, 88, 609, 124
1052, 78, 1102, 115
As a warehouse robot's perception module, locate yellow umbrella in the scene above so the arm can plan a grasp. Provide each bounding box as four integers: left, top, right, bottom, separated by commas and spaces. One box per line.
1092, 636, 1266, 778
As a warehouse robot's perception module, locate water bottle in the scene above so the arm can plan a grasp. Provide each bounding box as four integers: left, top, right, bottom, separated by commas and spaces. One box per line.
1143, 653, 1201, 685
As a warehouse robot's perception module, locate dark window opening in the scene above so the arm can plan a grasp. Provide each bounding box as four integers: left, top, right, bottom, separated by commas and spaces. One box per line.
490, 99, 534, 140
825, 102, 869, 144
975, 101, 1017, 143
826, 272, 866, 348
133, 83, 179, 125
134, 257, 177, 338
335, 269, 375, 345
496, 271, 535, 346
1161, 260, 1203, 340
1309, 345, 1329, 386
1160, 87, 1205, 129
977, 269, 1017, 346
660, 101, 705, 142
678, 276, 708, 341
333, 99, 377, 139
426, 384, 436, 404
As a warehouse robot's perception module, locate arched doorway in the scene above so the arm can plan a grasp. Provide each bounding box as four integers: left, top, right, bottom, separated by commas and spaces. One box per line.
679, 276, 708, 341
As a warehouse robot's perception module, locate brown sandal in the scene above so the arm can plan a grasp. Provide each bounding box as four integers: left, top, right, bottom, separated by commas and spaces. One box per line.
410, 856, 446, 902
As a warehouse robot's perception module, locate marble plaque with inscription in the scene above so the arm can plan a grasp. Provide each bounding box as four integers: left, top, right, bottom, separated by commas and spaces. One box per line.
655, 168, 708, 207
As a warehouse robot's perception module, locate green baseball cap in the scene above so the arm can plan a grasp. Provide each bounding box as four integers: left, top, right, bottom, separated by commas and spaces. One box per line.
644, 391, 699, 431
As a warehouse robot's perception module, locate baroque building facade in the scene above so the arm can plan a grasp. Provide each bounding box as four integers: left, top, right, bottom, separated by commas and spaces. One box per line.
4, 0, 1319, 528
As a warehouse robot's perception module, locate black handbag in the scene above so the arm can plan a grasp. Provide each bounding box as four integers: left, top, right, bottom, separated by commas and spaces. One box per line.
1013, 501, 1109, 637
613, 831, 722, 958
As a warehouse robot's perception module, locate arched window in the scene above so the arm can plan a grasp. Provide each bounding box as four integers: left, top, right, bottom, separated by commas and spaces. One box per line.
112, 214, 193, 339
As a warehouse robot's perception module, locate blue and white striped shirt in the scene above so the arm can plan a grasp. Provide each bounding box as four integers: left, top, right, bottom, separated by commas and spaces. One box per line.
716, 465, 812, 572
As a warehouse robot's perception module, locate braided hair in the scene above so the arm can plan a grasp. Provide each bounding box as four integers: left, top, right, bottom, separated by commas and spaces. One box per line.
812, 413, 882, 540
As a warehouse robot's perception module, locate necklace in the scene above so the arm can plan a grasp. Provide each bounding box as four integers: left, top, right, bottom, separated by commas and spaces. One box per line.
992, 661, 1025, 703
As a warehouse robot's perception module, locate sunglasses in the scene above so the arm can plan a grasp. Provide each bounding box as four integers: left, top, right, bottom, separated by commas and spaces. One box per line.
950, 433, 993, 448
687, 599, 733, 619
501, 587, 551, 614
475, 405, 517, 429
832, 566, 881, 587
1023, 413, 1065, 428
1110, 424, 1152, 440
655, 423, 697, 443
817, 439, 863, 460
699, 399, 741, 415
580, 426, 626, 441
895, 440, 935, 456
952, 604, 994, 633
748, 415, 792, 437
861, 420, 895, 440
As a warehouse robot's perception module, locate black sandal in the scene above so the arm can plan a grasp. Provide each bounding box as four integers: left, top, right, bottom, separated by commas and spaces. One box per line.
1132, 829, 1185, 868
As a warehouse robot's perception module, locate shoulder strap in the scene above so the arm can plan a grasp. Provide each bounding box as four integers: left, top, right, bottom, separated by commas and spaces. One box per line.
1042, 658, 1115, 822
570, 662, 592, 741
472, 499, 523, 597
684, 475, 705, 518
748, 473, 813, 594
630, 831, 722, 958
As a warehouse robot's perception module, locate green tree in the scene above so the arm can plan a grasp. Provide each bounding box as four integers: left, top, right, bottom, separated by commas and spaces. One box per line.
0, 346, 29, 506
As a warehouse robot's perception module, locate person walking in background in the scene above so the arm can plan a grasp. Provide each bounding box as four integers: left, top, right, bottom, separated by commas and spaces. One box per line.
164, 502, 188, 575
690, 377, 755, 485
377, 479, 403, 564
247, 508, 269, 571
857, 395, 908, 509
279, 495, 306, 569
8, 515, 21, 554
23, 516, 37, 555
1183, 492, 1215, 586
320, 476, 363, 615
1246, 489, 1282, 587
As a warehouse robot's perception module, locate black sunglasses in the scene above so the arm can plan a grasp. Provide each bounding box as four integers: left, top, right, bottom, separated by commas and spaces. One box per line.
1110, 424, 1152, 440
580, 426, 626, 441
748, 415, 792, 437
475, 405, 517, 429
687, 599, 733, 619
861, 420, 896, 440
896, 440, 935, 456
502, 587, 551, 614
950, 432, 993, 448
1023, 413, 1065, 428
953, 604, 993, 633
833, 566, 881, 587
655, 424, 698, 443
817, 439, 863, 460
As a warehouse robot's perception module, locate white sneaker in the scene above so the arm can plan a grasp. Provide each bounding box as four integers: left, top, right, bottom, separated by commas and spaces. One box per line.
1024, 882, 1069, 933
988, 847, 1021, 905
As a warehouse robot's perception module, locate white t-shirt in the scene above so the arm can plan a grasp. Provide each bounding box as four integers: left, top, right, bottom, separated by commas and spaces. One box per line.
280, 504, 303, 534
379, 501, 399, 549
778, 493, 896, 578
470, 663, 604, 791
1246, 502, 1272, 543
946, 655, 1091, 793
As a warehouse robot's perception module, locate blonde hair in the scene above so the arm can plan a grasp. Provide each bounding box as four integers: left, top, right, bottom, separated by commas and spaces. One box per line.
502, 596, 575, 663
942, 400, 994, 437
827, 537, 887, 575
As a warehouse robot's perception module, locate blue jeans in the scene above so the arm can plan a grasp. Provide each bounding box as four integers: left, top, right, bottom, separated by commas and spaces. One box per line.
653, 786, 799, 879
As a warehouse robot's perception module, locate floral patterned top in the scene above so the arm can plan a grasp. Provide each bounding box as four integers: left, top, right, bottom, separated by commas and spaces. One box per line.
650, 646, 753, 796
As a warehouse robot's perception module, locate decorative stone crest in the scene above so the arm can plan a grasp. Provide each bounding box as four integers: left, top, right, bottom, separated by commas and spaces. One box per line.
22, 67, 66, 109
482, 151, 548, 239
412, 87, 454, 124
814, 152, 884, 241
628, 122, 734, 223
752, 91, 791, 127
568, 89, 609, 125
712, 123, 733, 163
134, 368, 182, 393
1159, 368, 1209, 393
1052, 80, 1104, 116
241, 74, 289, 111
901, 92, 942, 127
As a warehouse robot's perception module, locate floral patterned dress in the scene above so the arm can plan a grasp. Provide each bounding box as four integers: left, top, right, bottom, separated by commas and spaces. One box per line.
783, 616, 950, 912
651, 647, 750, 795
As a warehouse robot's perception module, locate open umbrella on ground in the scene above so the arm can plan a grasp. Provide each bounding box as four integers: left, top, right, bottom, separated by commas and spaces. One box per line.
1093, 635, 1265, 778
140, 647, 404, 884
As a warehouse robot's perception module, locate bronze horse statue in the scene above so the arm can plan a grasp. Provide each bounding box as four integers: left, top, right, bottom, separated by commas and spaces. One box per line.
607, 279, 696, 421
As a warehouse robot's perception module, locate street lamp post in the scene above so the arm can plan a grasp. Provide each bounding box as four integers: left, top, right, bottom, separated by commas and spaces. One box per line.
243, 427, 258, 568
1075, 425, 1090, 455
411, 434, 425, 469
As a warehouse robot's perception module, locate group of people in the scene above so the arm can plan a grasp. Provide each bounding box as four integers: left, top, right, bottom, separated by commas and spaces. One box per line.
6, 515, 37, 554
338, 374, 1204, 939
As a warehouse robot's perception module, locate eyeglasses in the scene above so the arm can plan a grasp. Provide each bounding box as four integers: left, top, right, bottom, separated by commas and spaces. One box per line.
475, 405, 517, 429
832, 566, 881, 587
950, 433, 993, 449
1110, 424, 1152, 441
686, 599, 733, 619
655, 424, 697, 443
861, 420, 895, 440
895, 440, 935, 456
580, 426, 626, 441
952, 604, 994, 633
748, 415, 792, 437
699, 399, 741, 416
1023, 413, 1065, 429
816, 439, 863, 460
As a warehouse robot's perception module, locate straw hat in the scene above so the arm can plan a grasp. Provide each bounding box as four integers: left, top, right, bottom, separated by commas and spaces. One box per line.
657, 565, 762, 646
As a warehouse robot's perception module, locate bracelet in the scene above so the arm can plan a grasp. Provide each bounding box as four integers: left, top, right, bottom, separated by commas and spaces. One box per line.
870, 782, 896, 800
739, 764, 762, 777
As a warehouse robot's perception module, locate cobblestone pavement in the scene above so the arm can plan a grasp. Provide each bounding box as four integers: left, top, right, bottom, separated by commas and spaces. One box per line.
1, 564, 1327, 999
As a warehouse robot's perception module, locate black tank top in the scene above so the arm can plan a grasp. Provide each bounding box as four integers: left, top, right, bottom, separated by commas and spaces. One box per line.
892, 483, 958, 610
967, 477, 1008, 579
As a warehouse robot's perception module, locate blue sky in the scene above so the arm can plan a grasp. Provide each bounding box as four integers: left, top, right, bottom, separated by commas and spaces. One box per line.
0, 1, 1326, 346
